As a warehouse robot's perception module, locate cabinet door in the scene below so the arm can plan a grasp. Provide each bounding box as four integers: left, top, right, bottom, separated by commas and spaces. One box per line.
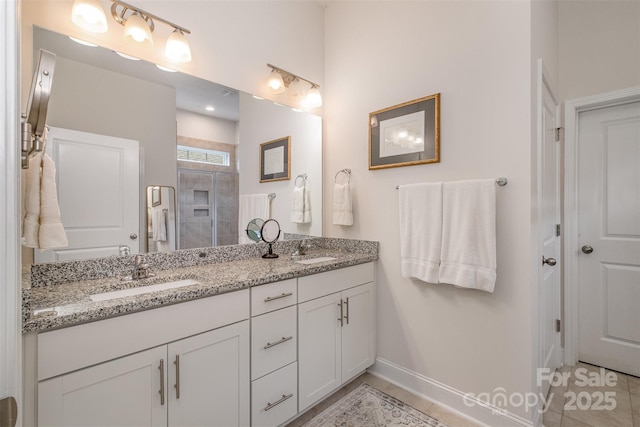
167, 320, 249, 427
298, 293, 342, 412
38, 346, 167, 427
341, 282, 375, 383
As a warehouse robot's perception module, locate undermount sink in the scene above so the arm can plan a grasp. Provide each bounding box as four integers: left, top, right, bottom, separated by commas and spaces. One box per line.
296, 256, 337, 265
89, 279, 201, 302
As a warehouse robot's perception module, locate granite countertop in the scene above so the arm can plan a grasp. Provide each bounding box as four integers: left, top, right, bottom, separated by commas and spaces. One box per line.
23, 246, 377, 333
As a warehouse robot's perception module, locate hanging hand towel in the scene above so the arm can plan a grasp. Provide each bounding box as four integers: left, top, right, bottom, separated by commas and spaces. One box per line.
238, 194, 270, 244
332, 182, 353, 226
291, 182, 311, 224
153, 209, 167, 242
399, 182, 442, 284
22, 152, 42, 248
439, 179, 496, 292
38, 153, 68, 250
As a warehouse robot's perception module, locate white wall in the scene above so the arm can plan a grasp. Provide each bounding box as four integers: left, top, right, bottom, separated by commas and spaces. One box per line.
239, 93, 323, 237
324, 1, 534, 421
176, 109, 237, 144
559, 0, 640, 100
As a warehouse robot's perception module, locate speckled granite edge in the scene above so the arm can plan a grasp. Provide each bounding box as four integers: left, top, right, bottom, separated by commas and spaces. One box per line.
27, 237, 378, 288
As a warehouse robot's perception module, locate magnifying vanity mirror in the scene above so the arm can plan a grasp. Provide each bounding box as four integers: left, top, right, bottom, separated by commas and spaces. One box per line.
23, 24, 323, 264
246, 218, 264, 243
260, 219, 281, 259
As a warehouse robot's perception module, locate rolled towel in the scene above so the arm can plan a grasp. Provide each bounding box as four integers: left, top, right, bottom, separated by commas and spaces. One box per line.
332, 182, 353, 226
38, 153, 68, 249
22, 153, 42, 248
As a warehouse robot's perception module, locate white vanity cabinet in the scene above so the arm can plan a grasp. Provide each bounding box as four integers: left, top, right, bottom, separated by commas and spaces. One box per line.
250, 279, 298, 427
35, 290, 250, 427
297, 263, 375, 412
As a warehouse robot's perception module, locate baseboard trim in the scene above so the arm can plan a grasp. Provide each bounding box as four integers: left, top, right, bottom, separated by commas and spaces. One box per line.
368, 357, 535, 427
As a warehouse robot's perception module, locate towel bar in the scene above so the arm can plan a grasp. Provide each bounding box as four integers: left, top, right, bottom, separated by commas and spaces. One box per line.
294, 173, 307, 187
395, 177, 508, 190
268, 193, 276, 199
334, 168, 351, 184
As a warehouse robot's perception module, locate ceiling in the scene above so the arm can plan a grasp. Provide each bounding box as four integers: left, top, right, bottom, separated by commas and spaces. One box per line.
33, 26, 240, 121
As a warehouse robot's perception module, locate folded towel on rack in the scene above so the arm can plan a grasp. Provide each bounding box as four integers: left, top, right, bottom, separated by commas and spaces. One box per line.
38, 153, 68, 250
291, 181, 311, 224
239, 194, 270, 244
22, 153, 42, 248
332, 182, 353, 226
152, 209, 167, 242
439, 179, 496, 292
399, 182, 442, 283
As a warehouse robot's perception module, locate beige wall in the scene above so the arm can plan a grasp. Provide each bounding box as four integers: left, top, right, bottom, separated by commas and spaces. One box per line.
324, 1, 534, 421
176, 109, 237, 145
559, 0, 640, 100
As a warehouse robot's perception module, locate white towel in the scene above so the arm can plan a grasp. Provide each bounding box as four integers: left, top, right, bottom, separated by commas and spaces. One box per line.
152, 209, 167, 242
399, 182, 442, 283
439, 179, 496, 292
238, 194, 270, 244
291, 182, 311, 224
22, 152, 42, 248
332, 182, 353, 226
38, 154, 68, 250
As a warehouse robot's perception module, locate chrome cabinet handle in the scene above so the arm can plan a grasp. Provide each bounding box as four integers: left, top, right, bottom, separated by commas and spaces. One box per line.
264, 393, 294, 412
264, 292, 293, 302
159, 359, 165, 406
174, 355, 180, 399
582, 245, 594, 254
542, 256, 557, 266
264, 336, 293, 350
344, 298, 349, 325
338, 301, 344, 327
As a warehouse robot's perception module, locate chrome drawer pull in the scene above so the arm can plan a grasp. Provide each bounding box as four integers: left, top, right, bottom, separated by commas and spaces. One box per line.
264, 336, 293, 350
174, 354, 180, 399
338, 301, 344, 327
264, 393, 294, 412
264, 292, 293, 302
159, 359, 165, 406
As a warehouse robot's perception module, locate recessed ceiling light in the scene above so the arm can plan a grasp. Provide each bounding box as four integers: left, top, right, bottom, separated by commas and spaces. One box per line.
205, 106, 215, 111
115, 51, 140, 61
156, 64, 177, 72
68, 36, 97, 47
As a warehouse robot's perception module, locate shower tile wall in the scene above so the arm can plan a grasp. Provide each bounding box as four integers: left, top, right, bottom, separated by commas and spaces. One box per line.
178, 169, 239, 249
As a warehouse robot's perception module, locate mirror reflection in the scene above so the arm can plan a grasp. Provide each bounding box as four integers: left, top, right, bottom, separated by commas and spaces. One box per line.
146, 186, 176, 252
27, 26, 323, 264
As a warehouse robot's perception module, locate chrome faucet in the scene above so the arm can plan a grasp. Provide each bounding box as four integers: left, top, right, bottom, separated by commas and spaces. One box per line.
293, 240, 311, 257
131, 254, 152, 280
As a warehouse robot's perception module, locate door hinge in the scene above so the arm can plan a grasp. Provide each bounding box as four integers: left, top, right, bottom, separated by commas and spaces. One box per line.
556, 224, 561, 237
554, 127, 563, 142
556, 319, 561, 333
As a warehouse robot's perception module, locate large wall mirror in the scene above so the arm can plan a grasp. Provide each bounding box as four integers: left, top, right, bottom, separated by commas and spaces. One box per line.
26, 26, 322, 264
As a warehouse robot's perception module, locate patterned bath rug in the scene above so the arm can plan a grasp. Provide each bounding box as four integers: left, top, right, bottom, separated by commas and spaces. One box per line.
303, 383, 448, 427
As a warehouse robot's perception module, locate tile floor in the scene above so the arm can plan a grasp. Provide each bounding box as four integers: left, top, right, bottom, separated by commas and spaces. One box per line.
543, 362, 640, 427
285, 364, 640, 427
285, 372, 481, 427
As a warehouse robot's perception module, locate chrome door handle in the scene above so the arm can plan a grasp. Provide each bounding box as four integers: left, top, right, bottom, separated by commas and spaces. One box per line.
338, 301, 344, 327
174, 355, 180, 400
159, 359, 165, 406
343, 298, 349, 325
130, 233, 138, 240
542, 256, 557, 266
581, 245, 594, 254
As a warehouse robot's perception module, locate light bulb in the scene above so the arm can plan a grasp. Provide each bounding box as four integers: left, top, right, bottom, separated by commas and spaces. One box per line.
267, 69, 285, 94
165, 29, 192, 63
71, 0, 108, 33
123, 13, 153, 45
305, 86, 322, 108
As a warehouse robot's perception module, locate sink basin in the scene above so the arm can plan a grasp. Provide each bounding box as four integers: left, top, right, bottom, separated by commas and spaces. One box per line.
90, 279, 201, 302
296, 256, 337, 265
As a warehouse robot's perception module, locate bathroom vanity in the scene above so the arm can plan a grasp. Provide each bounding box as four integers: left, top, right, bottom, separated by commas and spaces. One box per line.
22, 238, 377, 427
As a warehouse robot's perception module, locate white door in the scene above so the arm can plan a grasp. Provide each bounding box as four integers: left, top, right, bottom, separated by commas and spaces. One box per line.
298, 292, 342, 412
341, 282, 375, 383
38, 346, 167, 427
167, 321, 250, 427
578, 101, 640, 376
539, 76, 562, 396
35, 127, 139, 263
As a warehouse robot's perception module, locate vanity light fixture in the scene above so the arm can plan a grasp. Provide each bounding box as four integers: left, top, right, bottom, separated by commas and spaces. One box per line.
266, 64, 322, 108
71, 0, 108, 33
71, 0, 193, 63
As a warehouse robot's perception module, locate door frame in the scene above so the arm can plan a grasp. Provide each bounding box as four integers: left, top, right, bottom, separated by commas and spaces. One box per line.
0, 0, 22, 423
562, 86, 640, 366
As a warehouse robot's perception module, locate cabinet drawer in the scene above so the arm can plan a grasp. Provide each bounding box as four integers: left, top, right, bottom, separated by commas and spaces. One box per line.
298, 263, 374, 303
251, 279, 297, 316
251, 362, 297, 427
251, 306, 296, 380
